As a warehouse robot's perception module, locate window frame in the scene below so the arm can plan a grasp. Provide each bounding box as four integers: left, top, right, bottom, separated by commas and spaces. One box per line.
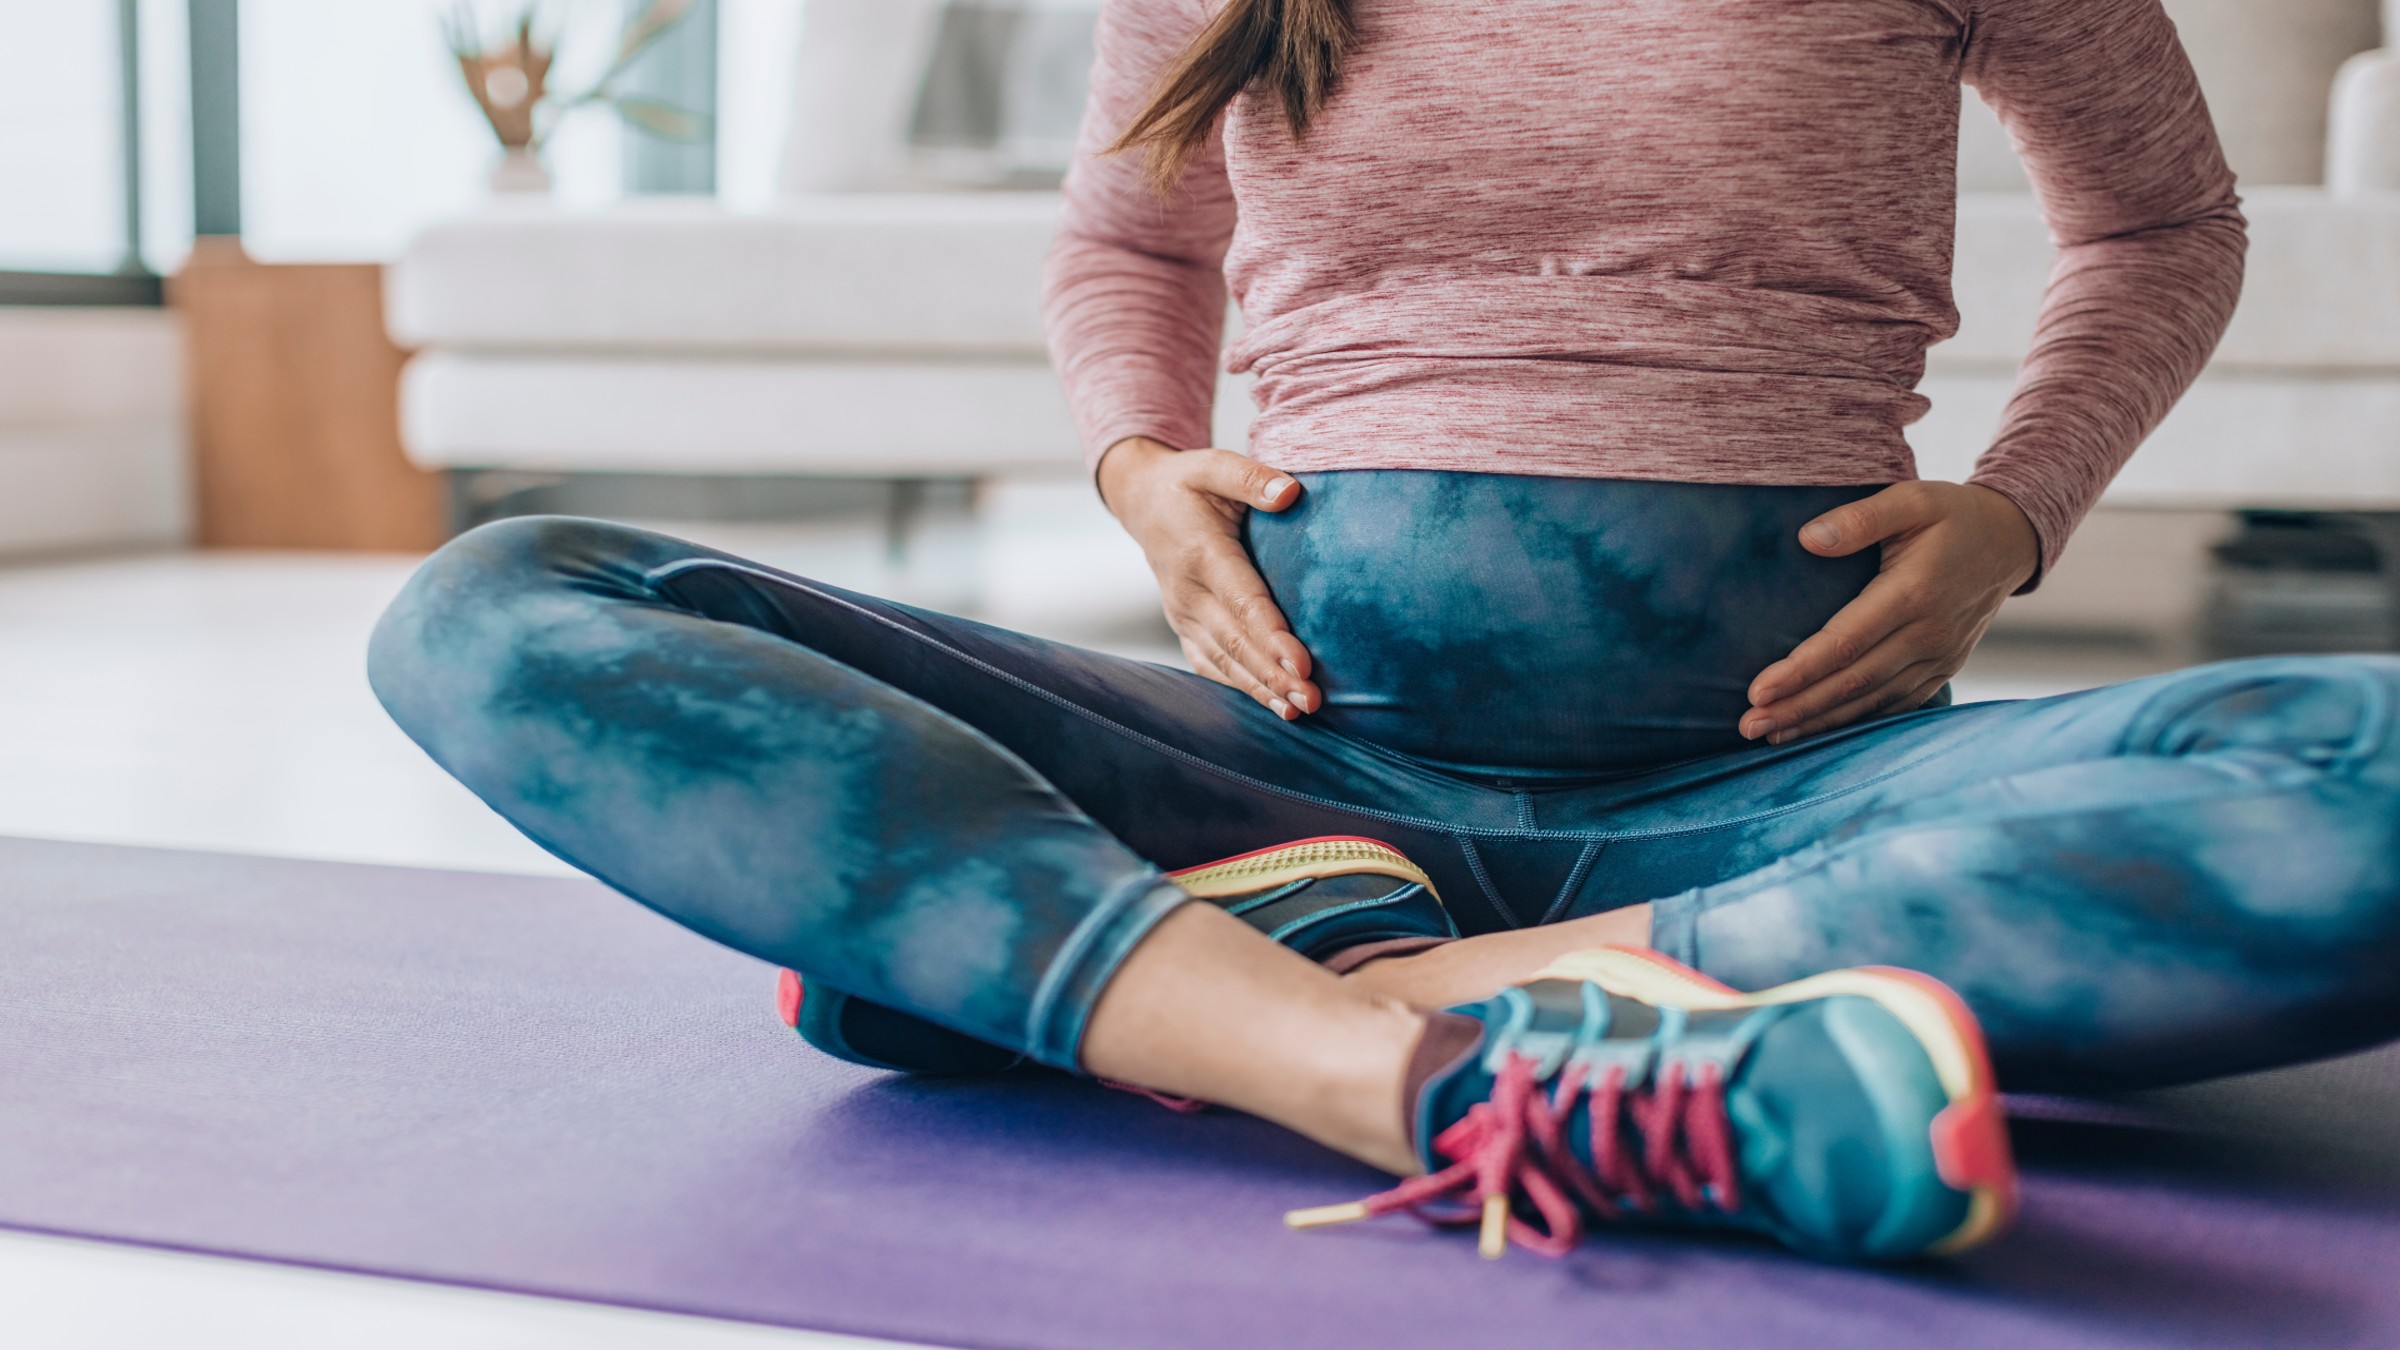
0, 0, 235, 308
1, 0, 725, 304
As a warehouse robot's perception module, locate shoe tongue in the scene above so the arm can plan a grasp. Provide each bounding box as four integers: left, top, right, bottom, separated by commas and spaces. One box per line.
1405, 981, 1654, 1165
1406, 984, 1775, 1171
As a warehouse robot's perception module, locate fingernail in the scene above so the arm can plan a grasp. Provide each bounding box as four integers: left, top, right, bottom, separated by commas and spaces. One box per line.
1270, 698, 1291, 718
1746, 719, 1777, 740
1280, 658, 1299, 676
1263, 477, 1295, 502
1802, 522, 1838, 549
1289, 690, 1311, 713
1768, 730, 1791, 745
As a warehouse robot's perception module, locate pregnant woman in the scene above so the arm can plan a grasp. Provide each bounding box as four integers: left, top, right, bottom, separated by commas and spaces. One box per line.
371, 0, 2400, 1263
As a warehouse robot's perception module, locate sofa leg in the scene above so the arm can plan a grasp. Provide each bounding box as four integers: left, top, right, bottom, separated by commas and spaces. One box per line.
2353, 513, 2400, 651
446, 468, 570, 536
886, 479, 926, 564
883, 477, 979, 565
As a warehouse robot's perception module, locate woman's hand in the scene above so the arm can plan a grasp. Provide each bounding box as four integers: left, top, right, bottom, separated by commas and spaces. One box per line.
1741, 481, 2040, 745
1097, 436, 1321, 721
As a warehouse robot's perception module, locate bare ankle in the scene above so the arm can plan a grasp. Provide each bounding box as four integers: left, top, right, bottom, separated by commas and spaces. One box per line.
1337, 943, 1462, 1005
1288, 996, 1430, 1176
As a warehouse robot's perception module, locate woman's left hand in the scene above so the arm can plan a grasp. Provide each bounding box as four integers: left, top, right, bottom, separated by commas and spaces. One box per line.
1741, 481, 2041, 745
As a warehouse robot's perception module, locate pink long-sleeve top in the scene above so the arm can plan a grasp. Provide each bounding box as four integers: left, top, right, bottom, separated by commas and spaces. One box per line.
1042, 0, 2247, 573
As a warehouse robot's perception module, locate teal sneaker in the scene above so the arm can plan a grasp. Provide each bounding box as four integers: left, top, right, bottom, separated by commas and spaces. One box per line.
1286, 946, 2016, 1262
775, 966, 1024, 1075
1159, 835, 1457, 967
777, 836, 1459, 1075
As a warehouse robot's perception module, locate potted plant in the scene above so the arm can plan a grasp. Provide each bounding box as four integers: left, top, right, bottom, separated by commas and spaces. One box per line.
444, 0, 710, 193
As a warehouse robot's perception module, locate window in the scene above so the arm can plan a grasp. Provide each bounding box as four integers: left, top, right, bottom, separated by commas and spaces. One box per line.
2, 0, 740, 298
0, 0, 167, 300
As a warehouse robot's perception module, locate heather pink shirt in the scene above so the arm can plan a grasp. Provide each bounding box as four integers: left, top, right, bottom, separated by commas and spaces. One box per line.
1041, 0, 2247, 573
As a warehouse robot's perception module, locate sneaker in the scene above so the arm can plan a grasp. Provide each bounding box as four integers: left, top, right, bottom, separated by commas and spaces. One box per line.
1160, 835, 1458, 967
775, 966, 1023, 1075
777, 835, 1459, 1075
1285, 946, 2016, 1262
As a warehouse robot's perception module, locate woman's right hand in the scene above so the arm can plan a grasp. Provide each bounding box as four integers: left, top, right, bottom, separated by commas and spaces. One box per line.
1096, 436, 1321, 721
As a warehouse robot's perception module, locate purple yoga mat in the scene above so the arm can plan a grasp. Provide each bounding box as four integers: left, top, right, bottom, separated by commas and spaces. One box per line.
4, 836, 2399, 1350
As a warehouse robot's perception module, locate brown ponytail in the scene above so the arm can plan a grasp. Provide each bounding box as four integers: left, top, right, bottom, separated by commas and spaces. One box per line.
1108, 0, 1356, 194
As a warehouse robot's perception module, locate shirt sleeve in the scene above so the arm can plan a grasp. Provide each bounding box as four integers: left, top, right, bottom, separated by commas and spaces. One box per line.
1042, 0, 1240, 474
1958, 0, 2248, 585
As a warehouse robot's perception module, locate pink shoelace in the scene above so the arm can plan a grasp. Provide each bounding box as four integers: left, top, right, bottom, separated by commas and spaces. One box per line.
1288, 1051, 1741, 1259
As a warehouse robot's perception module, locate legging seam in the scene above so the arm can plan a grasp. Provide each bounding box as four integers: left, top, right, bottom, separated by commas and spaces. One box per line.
1455, 836, 1526, 927
642, 557, 1965, 846
1540, 841, 1605, 925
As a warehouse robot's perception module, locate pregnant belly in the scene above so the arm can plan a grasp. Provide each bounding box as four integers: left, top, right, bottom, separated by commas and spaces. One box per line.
1244, 471, 1886, 777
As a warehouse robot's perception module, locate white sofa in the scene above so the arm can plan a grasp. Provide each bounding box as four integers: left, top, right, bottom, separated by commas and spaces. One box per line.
0, 308, 187, 558
391, 0, 2393, 518
388, 0, 1248, 485
1920, 0, 2400, 512
1914, 190, 2400, 509
391, 193, 1087, 478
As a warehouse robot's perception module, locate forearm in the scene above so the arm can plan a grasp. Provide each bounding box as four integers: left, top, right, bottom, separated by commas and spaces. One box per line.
1966, 203, 2248, 579
1042, 0, 1236, 475
1044, 235, 1229, 472
1960, 0, 2248, 583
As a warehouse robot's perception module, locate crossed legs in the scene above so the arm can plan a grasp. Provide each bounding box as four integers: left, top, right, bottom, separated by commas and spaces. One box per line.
371, 517, 2400, 1167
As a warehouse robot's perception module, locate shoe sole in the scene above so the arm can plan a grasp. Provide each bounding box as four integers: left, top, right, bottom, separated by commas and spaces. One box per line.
1533, 946, 2018, 1256
1168, 835, 1439, 901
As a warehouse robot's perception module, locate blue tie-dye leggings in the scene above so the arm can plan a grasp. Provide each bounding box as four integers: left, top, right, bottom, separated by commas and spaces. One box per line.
368, 473, 2400, 1091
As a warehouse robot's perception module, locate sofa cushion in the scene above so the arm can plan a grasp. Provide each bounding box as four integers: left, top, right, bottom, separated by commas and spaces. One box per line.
386, 194, 1062, 354
395, 189, 2399, 369
1960, 0, 2381, 190
2162, 0, 2381, 187
778, 0, 943, 194
398, 351, 1082, 474
905, 0, 1099, 189
1913, 368, 2400, 508
779, 0, 1102, 194
1938, 187, 2400, 371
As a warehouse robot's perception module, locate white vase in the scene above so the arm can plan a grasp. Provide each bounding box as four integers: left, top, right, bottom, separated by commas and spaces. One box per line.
488, 146, 553, 195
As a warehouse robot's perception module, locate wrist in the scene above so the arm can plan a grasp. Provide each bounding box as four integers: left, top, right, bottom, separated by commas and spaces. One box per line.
1095, 436, 1179, 517
1964, 483, 2041, 590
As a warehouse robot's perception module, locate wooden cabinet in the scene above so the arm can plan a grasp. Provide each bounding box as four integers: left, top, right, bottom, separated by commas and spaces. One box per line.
171, 242, 446, 550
